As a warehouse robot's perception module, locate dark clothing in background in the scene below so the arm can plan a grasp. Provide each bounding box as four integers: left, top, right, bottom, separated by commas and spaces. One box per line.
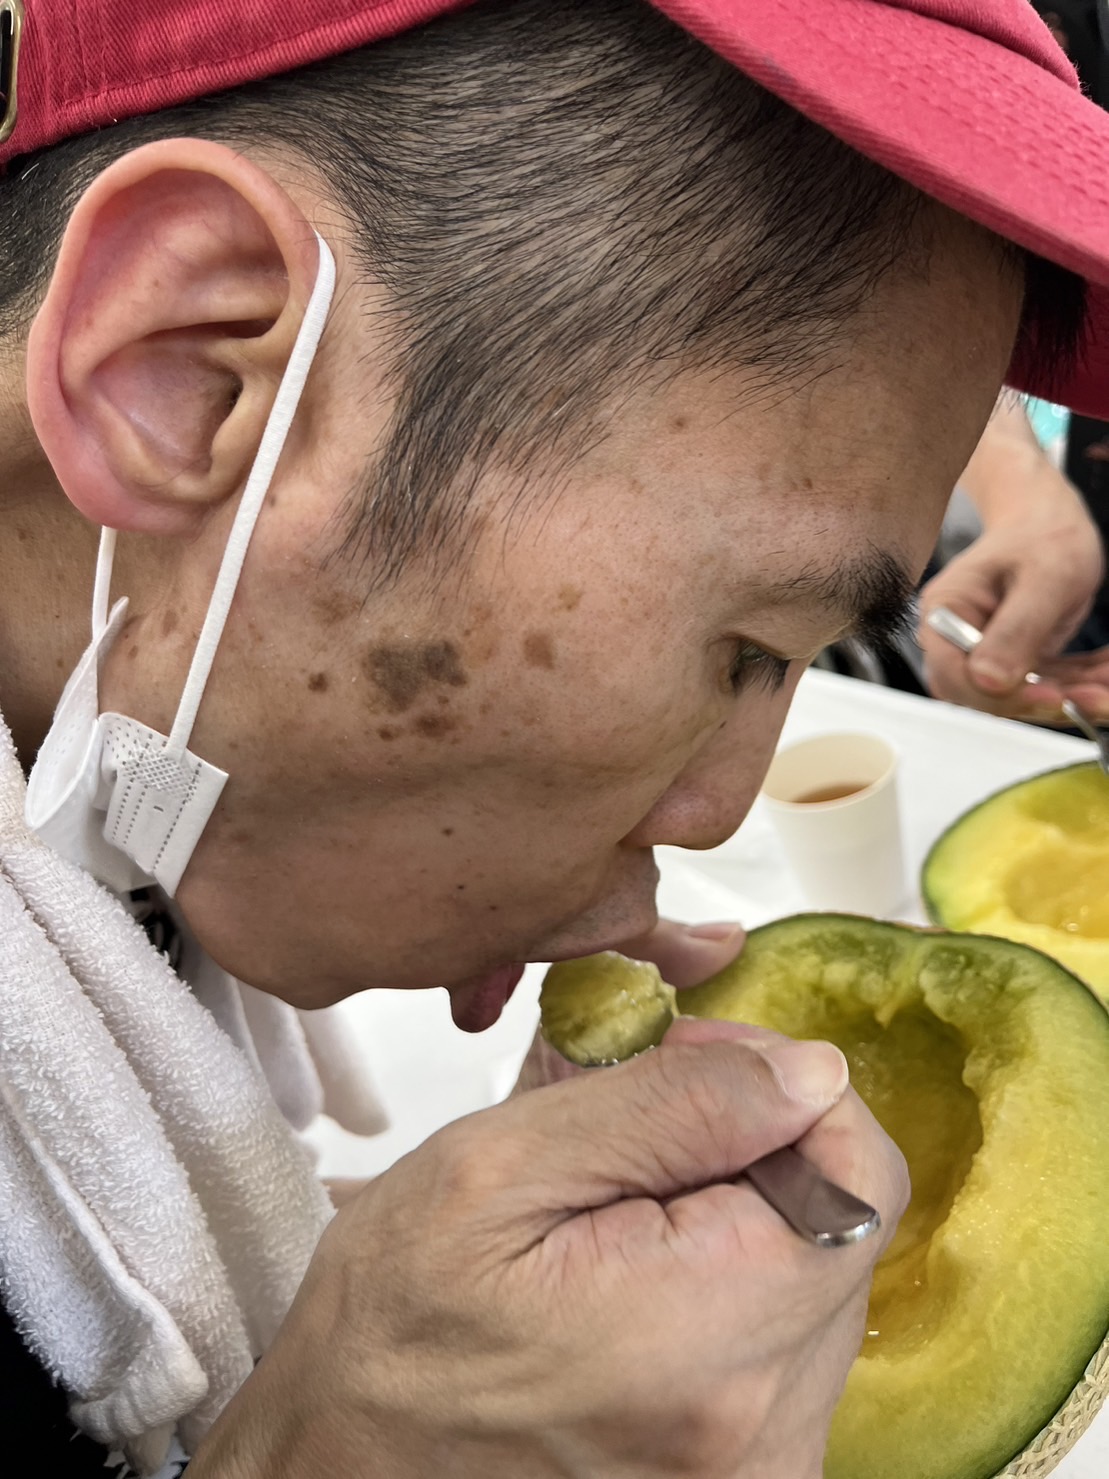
1033, 1, 1109, 646
0, 1302, 136, 1476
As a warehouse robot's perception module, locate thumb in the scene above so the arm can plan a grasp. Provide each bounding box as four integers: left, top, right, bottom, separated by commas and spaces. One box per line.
618, 918, 746, 988
967, 581, 1069, 694
491, 1025, 848, 1234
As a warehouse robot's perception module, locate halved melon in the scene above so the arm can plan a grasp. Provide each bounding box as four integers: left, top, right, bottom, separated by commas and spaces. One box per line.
923, 762, 1109, 1003
540, 916, 1109, 1479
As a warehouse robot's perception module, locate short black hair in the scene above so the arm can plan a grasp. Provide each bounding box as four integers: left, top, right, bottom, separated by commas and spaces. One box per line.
0, 0, 1087, 592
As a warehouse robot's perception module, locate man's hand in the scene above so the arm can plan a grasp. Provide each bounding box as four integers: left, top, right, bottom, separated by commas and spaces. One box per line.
189, 1021, 907, 1479
919, 397, 1109, 720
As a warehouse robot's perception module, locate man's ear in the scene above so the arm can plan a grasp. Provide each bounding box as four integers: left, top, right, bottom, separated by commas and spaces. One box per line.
26, 138, 324, 536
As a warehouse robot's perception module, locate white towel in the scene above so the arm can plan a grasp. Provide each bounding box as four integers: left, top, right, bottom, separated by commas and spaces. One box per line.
0, 711, 382, 1472
184, 942, 388, 1138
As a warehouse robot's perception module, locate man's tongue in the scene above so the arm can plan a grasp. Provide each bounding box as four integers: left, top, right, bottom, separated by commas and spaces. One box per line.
450, 964, 526, 1033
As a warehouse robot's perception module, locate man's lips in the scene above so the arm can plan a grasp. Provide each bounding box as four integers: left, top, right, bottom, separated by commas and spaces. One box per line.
449, 963, 527, 1033
447, 927, 655, 1035
445, 886, 661, 1035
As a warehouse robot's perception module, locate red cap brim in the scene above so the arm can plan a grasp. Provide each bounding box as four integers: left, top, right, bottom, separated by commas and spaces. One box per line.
6, 0, 1109, 414
655, 0, 1109, 417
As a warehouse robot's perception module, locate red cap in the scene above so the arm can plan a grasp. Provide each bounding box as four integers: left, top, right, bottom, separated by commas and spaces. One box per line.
3, 0, 1109, 415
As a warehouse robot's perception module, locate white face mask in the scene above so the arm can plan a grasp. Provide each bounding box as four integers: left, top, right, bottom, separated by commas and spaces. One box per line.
24, 233, 337, 897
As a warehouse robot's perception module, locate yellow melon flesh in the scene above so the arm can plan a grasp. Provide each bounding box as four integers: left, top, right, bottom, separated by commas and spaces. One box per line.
923, 763, 1109, 1002
540, 917, 1109, 1479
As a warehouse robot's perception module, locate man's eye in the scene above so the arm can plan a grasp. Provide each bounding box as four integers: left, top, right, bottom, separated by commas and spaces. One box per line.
727, 641, 791, 695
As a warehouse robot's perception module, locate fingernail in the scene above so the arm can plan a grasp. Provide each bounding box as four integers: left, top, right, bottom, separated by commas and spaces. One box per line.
969, 658, 1016, 692
686, 921, 743, 943
752, 1039, 849, 1107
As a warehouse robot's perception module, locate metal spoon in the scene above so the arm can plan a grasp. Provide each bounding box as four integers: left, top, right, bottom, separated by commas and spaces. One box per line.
743, 1145, 881, 1247
580, 1059, 880, 1248
926, 606, 1109, 775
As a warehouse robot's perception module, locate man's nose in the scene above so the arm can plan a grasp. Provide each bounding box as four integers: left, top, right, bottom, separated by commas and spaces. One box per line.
625, 769, 762, 852
625, 681, 801, 852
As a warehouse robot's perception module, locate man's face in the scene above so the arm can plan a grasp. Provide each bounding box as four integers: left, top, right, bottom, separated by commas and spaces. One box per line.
107, 208, 1022, 1019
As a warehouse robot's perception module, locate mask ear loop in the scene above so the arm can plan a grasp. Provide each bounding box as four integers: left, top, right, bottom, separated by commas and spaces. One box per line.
88, 233, 336, 760
91, 527, 117, 640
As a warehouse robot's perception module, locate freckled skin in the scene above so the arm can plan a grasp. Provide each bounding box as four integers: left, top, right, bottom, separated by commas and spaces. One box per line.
422, 642, 467, 687
141, 209, 1023, 1007
363, 640, 468, 713
414, 712, 458, 739
311, 583, 361, 628
522, 632, 556, 670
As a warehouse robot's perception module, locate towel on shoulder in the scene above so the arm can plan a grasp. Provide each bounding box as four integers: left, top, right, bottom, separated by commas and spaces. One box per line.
0, 710, 386, 1474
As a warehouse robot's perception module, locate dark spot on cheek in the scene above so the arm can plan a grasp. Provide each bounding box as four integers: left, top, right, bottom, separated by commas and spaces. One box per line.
423, 642, 468, 687
523, 632, 556, 669
364, 648, 426, 712
312, 584, 361, 627
160, 609, 179, 637
801, 476, 814, 491
364, 640, 468, 712
227, 829, 254, 847
55, 657, 64, 670
671, 414, 688, 431
307, 671, 329, 693
557, 585, 582, 612
415, 712, 458, 739
126, 645, 138, 661
442, 827, 454, 837
457, 883, 466, 891
487, 904, 499, 913
377, 726, 399, 741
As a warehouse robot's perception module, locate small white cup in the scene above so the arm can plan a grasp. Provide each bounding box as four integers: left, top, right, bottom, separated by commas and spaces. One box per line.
761, 732, 907, 916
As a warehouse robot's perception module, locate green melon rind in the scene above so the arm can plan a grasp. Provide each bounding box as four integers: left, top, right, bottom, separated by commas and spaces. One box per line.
998, 1332, 1109, 1478
918, 764, 1100, 925
678, 914, 1109, 1479
921, 763, 1109, 1003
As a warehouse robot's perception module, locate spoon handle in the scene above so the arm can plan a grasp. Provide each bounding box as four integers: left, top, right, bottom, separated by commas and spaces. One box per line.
744, 1146, 881, 1248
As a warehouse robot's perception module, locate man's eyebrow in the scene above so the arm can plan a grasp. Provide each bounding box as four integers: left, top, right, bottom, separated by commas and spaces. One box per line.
773, 547, 917, 648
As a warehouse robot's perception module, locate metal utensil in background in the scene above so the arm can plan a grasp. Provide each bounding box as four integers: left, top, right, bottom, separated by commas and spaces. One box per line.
926, 606, 1109, 776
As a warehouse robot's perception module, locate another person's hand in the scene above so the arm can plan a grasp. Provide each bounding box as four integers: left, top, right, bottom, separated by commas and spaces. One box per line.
919, 397, 1108, 720
189, 1020, 907, 1479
